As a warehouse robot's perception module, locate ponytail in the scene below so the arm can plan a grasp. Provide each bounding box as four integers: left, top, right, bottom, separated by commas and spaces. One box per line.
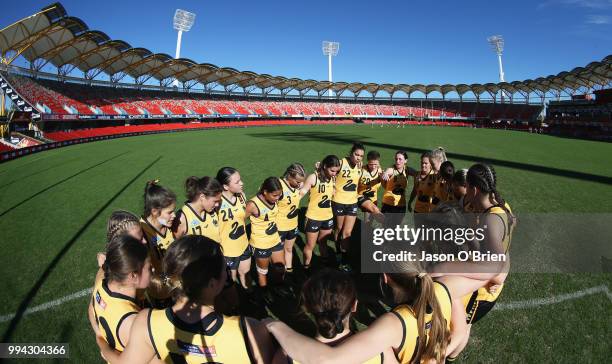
413, 274, 448, 364
387, 268, 449, 364
144, 180, 176, 217
185, 176, 223, 201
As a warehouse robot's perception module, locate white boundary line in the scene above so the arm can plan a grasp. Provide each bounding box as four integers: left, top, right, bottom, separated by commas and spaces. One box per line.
0, 288, 92, 323
494, 284, 612, 311
0, 285, 610, 324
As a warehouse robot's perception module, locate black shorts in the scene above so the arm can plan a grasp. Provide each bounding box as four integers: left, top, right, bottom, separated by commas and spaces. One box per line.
304, 217, 334, 233
225, 245, 252, 270
465, 292, 497, 324
381, 204, 406, 214
253, 241, 284, 258
279, 228, 299, 241
357, 196, 377, 209
332, 201, 358, 216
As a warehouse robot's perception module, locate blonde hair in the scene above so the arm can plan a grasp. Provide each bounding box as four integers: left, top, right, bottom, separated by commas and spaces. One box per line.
431, 147, 447, 163
387, 263, 449, 363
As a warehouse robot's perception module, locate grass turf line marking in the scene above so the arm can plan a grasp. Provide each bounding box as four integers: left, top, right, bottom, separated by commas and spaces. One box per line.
1, 285, 610, 324
494, 285, 611, 311
0, 288, 92, 323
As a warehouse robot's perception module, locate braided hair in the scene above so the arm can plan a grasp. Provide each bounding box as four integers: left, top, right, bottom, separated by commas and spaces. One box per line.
282, 162, 306, 180
466, 163, 511, 216
106, 210, 140, 243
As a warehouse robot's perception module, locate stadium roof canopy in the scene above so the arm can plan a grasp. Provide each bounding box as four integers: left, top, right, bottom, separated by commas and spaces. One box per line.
1, 3, 610, 99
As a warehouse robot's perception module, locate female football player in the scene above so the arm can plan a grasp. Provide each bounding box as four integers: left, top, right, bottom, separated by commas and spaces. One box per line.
357, 150, 384, 224
432, 163, 513, 359
381, 151, 413, 227
332, 143, 364, 269
216, 167, 252, 289
277, 163, 307, 273
265, 266, 452, 364
140, 180, 177, 306
91, 234, 151, 352
96, 235, 275, 364
408, 152, 437, 214
272, 268, 396, 364
173, 176, 223, 242
301, 155, 341, 271
245, 177, 284, 288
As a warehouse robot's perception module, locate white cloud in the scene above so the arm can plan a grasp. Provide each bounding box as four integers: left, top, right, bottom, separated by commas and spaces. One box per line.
538, 0, 612, 9
561, 0, 612, 9
585, 14, 611, 23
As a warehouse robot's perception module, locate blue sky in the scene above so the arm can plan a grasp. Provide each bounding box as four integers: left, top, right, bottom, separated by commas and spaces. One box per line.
2, 0, 611, 86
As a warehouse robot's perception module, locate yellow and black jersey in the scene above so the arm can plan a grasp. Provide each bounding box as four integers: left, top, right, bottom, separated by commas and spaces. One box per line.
469, 202, 514, 303
358, 168, 382, 203
248, 195, 280, 250
382, 168, 408, 207
413, 171, 438, 213
148, 308, 254, 364
306, 174, 335, 221
434, 177, 454, 204
288, 331, 383, 364
277, 178, 301, 231
178, 203, 221, 243
91, 279, 140, 352
140, 218, 174, 272
391, 281, 452, 364
333, 157, 362, 204
218, 194, 250, 257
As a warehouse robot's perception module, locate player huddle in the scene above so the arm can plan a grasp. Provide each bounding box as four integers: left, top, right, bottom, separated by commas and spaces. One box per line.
88, 142, 514, 363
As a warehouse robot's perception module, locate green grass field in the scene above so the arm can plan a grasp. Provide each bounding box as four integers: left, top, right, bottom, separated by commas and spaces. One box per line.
0, 124, 610, 363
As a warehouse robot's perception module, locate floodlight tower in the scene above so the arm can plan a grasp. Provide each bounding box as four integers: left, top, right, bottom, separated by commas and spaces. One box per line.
173, 9, 196, 87
487, 35, 505, 82
322, 41, 339, 97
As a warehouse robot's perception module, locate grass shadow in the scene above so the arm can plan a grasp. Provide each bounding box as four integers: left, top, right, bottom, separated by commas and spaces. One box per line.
248, 131, 612, 185
1, 156, 162, 342
0, 152, 130, 218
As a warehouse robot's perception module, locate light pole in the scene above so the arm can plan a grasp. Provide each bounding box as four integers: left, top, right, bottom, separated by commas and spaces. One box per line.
173, 9, 196, 87
322, 41, 339, 97
487, 35, 505, 83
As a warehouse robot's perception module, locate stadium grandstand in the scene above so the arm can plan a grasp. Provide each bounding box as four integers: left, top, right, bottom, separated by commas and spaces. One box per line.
0, 2, 610, 161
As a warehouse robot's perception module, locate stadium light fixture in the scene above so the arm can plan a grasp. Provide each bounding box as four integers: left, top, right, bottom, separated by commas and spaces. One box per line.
322, 41, 340, 97
487, 35, 505, 83
172, 9, 196, 87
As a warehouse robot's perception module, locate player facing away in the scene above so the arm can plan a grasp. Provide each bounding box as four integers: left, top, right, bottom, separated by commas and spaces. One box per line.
91, 234, 151, 353
96, 235, 275, 364
265, 266, 452, 364
272, 268, 394, 364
